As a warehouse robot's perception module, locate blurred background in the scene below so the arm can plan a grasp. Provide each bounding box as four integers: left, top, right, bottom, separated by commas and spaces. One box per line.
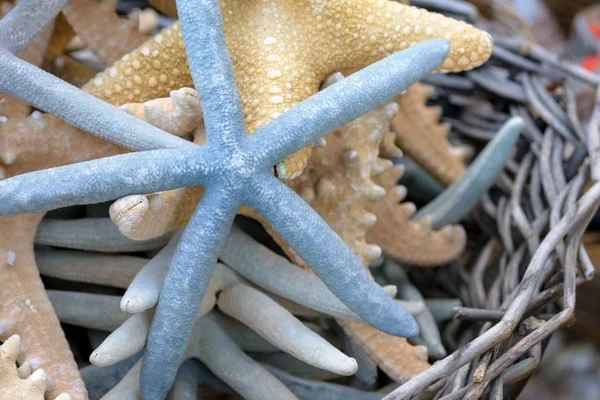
472, 1, 600, 398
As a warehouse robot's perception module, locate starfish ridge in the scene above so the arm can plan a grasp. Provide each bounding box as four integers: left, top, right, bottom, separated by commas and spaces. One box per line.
0, 0, 450, 398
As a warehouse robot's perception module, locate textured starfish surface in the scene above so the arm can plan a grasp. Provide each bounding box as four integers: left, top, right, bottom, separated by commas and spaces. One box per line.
0, 1, 455, 399
82, 0, 493, 179
0, 335, 71, 400
389, 83, 466, 186
0, 215, 85, 399
109, 83, 466, 268
366, 173, 467, 267
0, 2, 51, 119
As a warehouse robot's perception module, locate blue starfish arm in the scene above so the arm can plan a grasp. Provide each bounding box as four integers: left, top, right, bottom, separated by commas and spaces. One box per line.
0, 50, 193, 151
414, 117, 524, 228
245, 174, 419, 338
221, 226, 367, 323
142, 188, 239, 400
0, 149, 206, 215
249, 40, 450, 167
177, 0, 247, 147
0, 0, 66, 54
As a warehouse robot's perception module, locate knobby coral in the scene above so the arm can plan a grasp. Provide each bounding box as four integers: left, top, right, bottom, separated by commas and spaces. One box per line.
0, 0, 477, 398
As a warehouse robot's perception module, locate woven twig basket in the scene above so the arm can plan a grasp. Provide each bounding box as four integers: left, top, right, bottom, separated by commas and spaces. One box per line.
382, 4, 600, 400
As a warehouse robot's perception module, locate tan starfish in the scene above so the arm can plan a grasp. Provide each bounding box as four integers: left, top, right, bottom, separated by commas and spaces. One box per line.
0, 335, 71, 400
0, 90, 195, 399
389, 83, 466, 186
82, 0, 493, 179
61, 0, 147, 66
0, 214, 84, 400
42, 13, 96, 88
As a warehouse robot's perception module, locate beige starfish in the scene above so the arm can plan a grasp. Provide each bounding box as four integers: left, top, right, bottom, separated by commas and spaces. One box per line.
0, 215, 84, 400
61, 0, 147, 65
0, 335, 71, 400
82, 0, 493, 179
389, 83, 466, 186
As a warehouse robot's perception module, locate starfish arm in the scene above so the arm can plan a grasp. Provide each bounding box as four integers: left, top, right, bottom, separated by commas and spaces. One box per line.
36, 249, 147, 289
0, 149, 203, 215
0, 0, 65, 54
251, 40, 449, 167
100, 359, 142, 400
35, 218, 171, 253
48, 291, 128, 332
221, 226, 366, 323
169, 359, 233, 399
80, 353, 142, 400
142, 187, 239, 400
245, 174, 419, 338
217, 283, 358, 375
414, 117, 524, 228
187, 312, 298, 400
0, 51, 193, 151
177, 0, 246, 147
120, 231, 182, 314
90, 311, 153, 367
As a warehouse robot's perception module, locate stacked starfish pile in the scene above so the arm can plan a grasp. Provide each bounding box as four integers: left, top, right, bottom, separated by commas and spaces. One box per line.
0, 0, 496, 399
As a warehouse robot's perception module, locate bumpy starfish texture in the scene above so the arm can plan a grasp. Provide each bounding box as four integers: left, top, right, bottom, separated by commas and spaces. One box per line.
0, 0, 453, 398
0, 3, 52, 119
0, 214, 85, 399
82, 0, 493, 179
62, 0, 147, 65
0, 335, 72, 400
366, 181, 467, 267
389, 83, 466, 186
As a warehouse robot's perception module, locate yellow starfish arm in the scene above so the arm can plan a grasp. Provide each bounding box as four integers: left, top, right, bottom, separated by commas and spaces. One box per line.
337, 0, 493, 73
82, 0, 492, 180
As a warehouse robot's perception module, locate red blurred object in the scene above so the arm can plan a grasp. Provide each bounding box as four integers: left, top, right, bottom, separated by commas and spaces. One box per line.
581, 54, 600, 71
588, 21, 600, 39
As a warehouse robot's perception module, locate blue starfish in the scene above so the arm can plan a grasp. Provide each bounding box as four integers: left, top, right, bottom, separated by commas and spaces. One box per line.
0, 0, 451, 398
